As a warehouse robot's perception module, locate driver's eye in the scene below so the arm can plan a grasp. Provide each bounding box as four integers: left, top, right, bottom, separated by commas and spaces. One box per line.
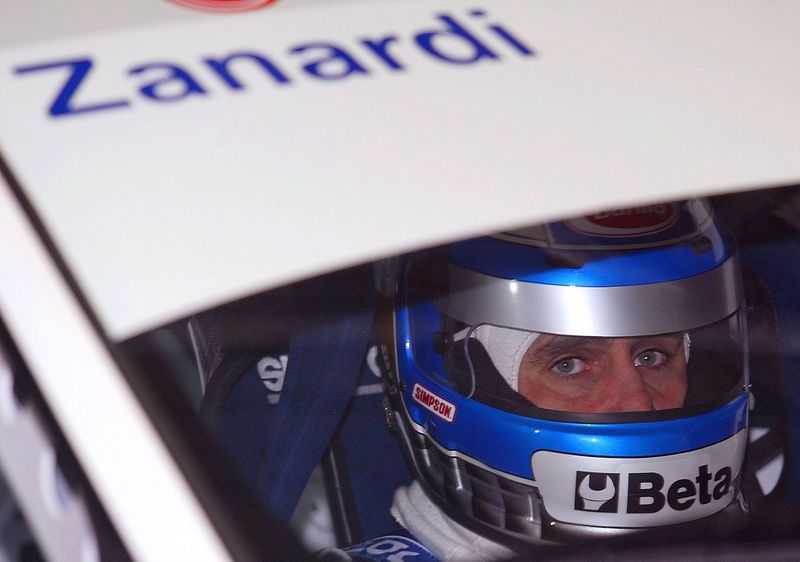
552, 357, 586, 376
634, 350, 666, 368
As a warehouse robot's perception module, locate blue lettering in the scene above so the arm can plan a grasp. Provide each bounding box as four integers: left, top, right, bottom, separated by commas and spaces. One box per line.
129, 62, 207, 102
290, 43, 368, 80
415, 14, 498, 64
469, 10, 535, 56
204, 51, 291, 89
360, 35, 405, 71
13, 10, 536, 119
14, 58, 130, 117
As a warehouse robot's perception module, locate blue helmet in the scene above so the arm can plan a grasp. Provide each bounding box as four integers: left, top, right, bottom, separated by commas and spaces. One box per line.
385, 200, 749, 546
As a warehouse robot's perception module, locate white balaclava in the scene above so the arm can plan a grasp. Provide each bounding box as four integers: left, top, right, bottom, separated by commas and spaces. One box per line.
457, 325, 539, 391
459, 325, 691, 392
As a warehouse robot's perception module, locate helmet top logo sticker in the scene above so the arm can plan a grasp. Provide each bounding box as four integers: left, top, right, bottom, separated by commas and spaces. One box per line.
412, 383, 456, 422
167, 0, 278, 13
566, 204, 679, 237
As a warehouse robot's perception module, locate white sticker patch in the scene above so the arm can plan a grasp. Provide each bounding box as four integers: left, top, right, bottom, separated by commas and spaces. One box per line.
412, 383, 456, 423
531, 430, 747, 528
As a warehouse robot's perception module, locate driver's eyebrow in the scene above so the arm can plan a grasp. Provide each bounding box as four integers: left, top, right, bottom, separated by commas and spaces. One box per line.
526, 336, 610, 365
628, 333, 684, 351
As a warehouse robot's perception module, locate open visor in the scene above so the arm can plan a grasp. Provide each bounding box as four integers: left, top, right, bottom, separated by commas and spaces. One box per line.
404, 253, 747, 419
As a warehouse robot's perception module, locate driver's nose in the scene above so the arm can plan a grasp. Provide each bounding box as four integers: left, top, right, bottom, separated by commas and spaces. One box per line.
603, 344, 655, 413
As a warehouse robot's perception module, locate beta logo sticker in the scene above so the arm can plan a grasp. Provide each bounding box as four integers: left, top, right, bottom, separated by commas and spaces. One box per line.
567, 204, 679, 237
167, 0, 278, 13
575, 472, 619, 513
532, 429, 747, 528
574, 467, 732, 515
412, 383, 456, 422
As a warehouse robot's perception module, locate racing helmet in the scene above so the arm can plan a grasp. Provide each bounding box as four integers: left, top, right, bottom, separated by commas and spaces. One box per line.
383, 199, 750, 547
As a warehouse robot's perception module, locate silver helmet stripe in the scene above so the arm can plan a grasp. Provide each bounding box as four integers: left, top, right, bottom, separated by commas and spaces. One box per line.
439, 256, 742, 337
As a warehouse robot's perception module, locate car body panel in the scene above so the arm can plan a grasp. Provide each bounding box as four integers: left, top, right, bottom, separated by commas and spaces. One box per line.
2, 0, 800, 339
0, 171, 231, 560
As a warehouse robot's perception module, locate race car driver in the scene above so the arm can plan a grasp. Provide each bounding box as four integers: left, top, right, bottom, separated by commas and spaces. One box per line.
327, 199, 755, 561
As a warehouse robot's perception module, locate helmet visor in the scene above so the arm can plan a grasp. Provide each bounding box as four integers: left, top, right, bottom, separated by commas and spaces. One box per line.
405, 254, 747, 419
451, 315, 746, 415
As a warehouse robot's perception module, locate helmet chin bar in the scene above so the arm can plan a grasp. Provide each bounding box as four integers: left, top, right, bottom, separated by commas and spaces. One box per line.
390, 384, 750, 549
392, 406, 546, 545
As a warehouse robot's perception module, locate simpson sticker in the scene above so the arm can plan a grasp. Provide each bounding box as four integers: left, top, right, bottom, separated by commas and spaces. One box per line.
412, 383, 456, 422
531, 430, 747, 527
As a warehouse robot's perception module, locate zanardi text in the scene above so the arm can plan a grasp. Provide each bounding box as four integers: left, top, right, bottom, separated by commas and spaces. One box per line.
13, 9, 534, 118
